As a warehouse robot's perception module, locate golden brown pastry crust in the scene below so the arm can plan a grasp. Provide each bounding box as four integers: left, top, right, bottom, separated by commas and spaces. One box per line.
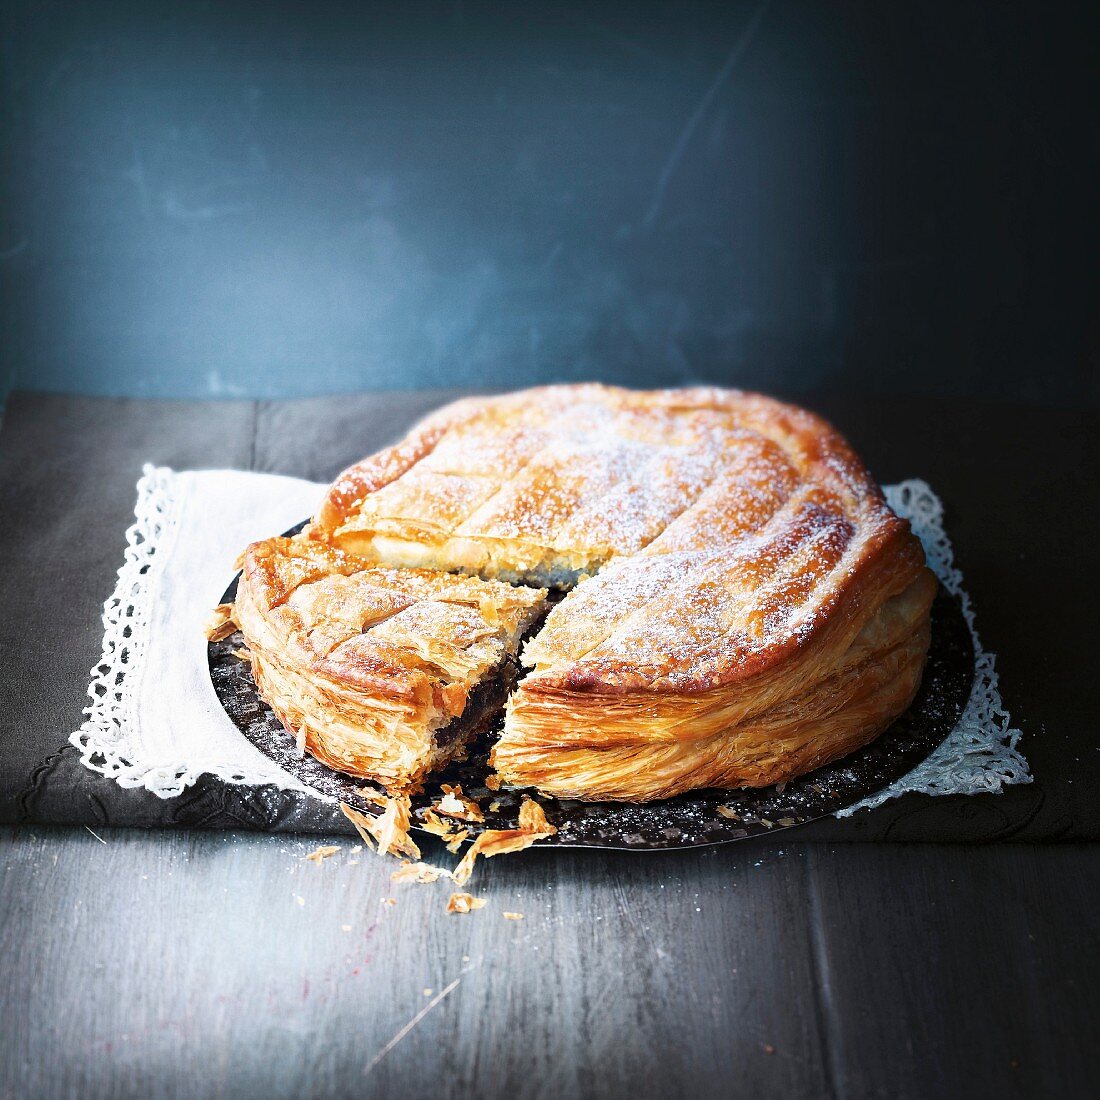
491, 567, 935, 800
305, 385, 936, 801
233, 536, 546, 790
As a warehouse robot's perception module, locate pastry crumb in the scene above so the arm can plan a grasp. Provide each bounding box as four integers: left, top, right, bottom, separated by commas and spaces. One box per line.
203, 603, 237, 642
303, 845, 341, 864
445, 829, 469, 854
434, 784, 485, 823
341, 797, 421, 860
420, 809, 469, 853
517, 797, 552, 833
436, 792, 465, 815
502, 911, 524, 920
446, 892, 487, 914
391, 860, 448, 884
451, 797, 556, 886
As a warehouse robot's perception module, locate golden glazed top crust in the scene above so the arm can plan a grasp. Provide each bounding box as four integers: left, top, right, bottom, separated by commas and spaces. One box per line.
313, 384, 931, 698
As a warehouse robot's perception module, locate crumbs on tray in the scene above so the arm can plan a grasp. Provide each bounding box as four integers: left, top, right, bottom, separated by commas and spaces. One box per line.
433, 784, 485, 823
203, 603, 237, 642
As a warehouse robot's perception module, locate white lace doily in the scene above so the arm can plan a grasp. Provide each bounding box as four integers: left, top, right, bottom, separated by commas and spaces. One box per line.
839, 481, 1030, 814
71, 465, 327, 799
71, 468, 1030, 812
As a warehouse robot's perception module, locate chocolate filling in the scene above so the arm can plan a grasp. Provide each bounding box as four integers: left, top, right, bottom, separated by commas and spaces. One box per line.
431, 601, 549, 752
433, 654, 520, 748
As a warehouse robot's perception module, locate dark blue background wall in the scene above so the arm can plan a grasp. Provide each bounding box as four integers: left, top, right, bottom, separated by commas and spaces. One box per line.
1, 1, 1094, 401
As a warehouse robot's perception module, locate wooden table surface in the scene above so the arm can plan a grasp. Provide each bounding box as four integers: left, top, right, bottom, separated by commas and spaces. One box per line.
3, 827, 1096, 1099
1, 390, 1097, 1099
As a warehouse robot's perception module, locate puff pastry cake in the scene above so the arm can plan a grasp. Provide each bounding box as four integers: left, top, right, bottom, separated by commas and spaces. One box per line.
240, 384, 935, 801
233, 536, 547, 790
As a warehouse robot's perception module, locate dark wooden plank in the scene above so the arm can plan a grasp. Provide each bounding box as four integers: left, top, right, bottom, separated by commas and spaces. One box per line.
0, 826, 834, 1099
806, 844, 1100, 1100
0, 394, 257, 815
2, 827, 1096, 1099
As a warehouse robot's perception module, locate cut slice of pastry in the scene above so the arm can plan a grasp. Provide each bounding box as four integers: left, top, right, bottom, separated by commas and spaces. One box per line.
233, 536, 547, 791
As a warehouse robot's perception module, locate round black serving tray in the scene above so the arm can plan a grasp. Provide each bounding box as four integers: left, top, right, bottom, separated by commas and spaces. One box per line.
209, 527, 974, 850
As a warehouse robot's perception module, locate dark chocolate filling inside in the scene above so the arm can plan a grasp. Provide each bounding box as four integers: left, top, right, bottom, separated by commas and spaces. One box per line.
431, 604, 549, 751
433, 654, 519, 748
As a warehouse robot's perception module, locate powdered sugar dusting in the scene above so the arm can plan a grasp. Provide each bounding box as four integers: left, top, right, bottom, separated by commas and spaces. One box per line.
526, 487, 864, 688
323, 386, 885, 580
